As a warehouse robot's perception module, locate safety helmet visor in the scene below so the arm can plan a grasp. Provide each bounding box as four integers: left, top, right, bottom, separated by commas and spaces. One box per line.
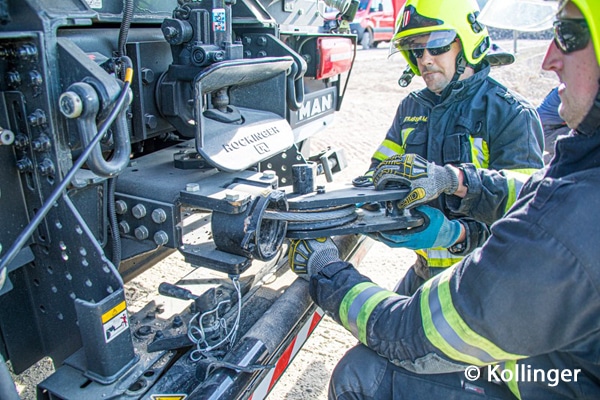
478, 0, 557, 32
393, 30, 457, 52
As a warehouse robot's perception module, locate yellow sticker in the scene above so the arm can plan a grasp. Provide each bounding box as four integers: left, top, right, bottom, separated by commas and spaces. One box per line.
101, 300, 126, 324
151, 395, 187, 400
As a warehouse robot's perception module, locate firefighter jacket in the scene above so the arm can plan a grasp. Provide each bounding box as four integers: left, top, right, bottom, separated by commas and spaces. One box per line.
370, 62, 544, 268
312, 127, 600, 399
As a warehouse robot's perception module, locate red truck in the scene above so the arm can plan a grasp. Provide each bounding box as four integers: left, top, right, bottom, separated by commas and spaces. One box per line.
321, 0, 407, 50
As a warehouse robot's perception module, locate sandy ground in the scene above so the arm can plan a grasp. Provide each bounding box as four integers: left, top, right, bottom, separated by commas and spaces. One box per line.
11, 39, 558, 399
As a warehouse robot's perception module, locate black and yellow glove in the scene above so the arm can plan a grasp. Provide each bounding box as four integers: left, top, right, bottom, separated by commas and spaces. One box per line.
288, 238, 340, 280
372, 154, 459, 208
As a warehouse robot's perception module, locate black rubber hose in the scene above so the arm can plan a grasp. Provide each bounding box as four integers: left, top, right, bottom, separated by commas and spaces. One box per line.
117, 0, 134, 58
107, 177, 121, 269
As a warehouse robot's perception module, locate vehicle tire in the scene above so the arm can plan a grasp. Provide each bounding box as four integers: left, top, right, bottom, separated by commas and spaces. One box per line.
361, 31, 372, 50
372, 41, 380, 49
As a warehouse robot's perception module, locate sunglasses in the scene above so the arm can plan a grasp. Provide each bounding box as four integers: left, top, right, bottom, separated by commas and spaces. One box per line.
553, 19, 590, 54
410, 41, 455, 59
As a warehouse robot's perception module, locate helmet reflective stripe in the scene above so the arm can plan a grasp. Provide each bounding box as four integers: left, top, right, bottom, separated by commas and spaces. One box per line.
501, 169, 538, 213
339, 282, 398, 344
420, 268, 526, 365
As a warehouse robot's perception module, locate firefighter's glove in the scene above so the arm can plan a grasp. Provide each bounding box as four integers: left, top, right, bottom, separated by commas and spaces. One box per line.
289, 238, 340, 281
368, 206, 462, 250
372, 154, 459, 209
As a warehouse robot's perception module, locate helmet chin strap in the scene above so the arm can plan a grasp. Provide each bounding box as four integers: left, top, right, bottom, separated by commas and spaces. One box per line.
576, 82, 600, 136
452, 53, 467, 83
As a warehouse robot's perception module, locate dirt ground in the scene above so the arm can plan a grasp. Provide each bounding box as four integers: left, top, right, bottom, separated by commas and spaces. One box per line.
11, 39, 558, 399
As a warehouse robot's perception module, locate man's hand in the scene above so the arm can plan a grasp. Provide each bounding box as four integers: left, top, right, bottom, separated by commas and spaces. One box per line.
372, 154, 459, 208
289, 238, 340, 280
368, 206, 462, 250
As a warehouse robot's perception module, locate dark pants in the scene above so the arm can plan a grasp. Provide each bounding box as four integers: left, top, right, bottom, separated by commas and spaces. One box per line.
329, 345, 516, 400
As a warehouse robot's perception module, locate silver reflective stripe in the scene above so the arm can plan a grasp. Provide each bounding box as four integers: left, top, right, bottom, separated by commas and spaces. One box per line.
428, 281, 498, 364
346, 285, 384, 338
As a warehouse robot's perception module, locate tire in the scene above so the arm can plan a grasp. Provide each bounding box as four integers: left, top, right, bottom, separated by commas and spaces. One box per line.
361, 31, 372, 50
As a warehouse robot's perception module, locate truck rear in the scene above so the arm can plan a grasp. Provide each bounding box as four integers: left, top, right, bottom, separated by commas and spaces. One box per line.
0, 0, 422, 398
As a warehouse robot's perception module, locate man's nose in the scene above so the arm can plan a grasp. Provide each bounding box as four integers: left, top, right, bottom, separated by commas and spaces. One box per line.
419, 49, 435, 64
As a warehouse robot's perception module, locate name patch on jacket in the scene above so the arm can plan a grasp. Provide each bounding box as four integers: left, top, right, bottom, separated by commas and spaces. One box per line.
403, 115, 428, 123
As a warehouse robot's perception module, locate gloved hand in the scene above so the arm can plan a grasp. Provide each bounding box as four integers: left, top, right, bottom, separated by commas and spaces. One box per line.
368, 206, 462, 250
289, 238, 340, 280
372, 154, 459, 209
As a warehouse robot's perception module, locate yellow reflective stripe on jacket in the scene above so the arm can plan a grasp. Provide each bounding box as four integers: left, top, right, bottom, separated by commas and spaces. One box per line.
339, 282, 398, 344
373, 139, 405, 162
502, 361, 522, 400
415, 248, 464, 268
469, 137, 489, 169
501, 168, 538, 213
420, 268, 526, 366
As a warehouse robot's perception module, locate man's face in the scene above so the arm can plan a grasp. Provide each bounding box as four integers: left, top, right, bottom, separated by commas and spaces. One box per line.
542, 1, 600, 129
414, 41, 461, 95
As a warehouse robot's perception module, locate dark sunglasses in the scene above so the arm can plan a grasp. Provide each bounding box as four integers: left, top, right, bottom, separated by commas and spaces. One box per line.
553, 19, 590, 54
410, 41, 455, 59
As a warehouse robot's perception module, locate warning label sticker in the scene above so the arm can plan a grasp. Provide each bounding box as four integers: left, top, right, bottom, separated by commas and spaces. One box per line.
102, 301, 129, 343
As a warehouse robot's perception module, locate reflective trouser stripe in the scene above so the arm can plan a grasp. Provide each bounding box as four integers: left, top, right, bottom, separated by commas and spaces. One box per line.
339, 282, 398, 345
373, 139, 405, 162
470, 137, 489, 169
501, 169, 538, 213
415, 248, 464, 268
502, 361, 522, 400
420, 268, 526, 366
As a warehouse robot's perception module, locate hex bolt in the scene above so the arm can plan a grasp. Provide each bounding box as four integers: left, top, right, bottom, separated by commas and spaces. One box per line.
132, 204, 147, 219
28, 109, 46, 127
37, 159, 55, 176
115, 200, 128, 215
59, 92, 83, 119
29, 70, 43, 87
257, 50, 267, 57
154, 231, 169, 246
140, 68, 155, 84
257, 36, 267, 46
7, 70, 21, 88
119, 221, 130, 234
16, 158, 33, 173
134, 225, 149, 241
151, 208, 167, 224
172, 316, 183, 328
16, 44, 38, 61
32, 134, 50, 152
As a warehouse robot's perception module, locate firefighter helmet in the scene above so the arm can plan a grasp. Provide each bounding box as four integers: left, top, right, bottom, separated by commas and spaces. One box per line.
390, 0, 490, 75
